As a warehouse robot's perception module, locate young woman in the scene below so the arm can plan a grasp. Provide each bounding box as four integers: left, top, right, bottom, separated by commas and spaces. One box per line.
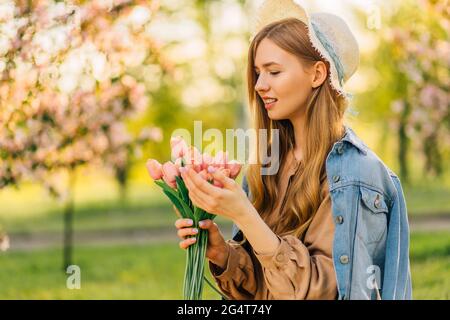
175, 1, 412, 300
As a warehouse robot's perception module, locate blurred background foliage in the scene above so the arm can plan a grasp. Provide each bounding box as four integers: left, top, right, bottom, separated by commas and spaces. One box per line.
0, 0, 448, 299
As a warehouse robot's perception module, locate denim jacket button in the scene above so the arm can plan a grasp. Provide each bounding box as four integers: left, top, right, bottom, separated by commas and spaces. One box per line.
340, 255, 349, 264
374, 194, 381, 208
374, 200, 380, 208
335, 215, 344, 224
333, 175, 340, 183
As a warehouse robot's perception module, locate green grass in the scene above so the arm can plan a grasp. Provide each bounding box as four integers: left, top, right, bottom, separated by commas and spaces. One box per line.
0, 231, 448, 299
403, 184, 450, 216
409, 231, 450, 299
1, 201, 176, 234
0, 242, 223, 299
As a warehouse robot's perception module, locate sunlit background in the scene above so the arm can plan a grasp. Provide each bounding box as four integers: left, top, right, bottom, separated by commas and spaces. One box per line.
0, 0, 448, 299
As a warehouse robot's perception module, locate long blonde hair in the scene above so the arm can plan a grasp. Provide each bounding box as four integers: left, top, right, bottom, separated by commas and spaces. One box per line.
245, 18, 347, 241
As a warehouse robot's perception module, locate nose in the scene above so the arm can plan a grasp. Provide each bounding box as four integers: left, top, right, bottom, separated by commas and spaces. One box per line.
254, 74, 269, 93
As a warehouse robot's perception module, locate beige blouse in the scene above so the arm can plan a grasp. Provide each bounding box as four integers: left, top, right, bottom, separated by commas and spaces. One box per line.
208, 150, 338, 300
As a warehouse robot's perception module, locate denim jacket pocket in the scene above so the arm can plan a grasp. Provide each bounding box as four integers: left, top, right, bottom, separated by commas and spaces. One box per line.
358, 187, 388, 244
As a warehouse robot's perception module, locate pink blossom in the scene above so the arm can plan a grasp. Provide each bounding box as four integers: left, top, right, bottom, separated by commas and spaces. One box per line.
419, 85, 436, 108
146, 159, 163, 180
139, 127, 163, 142
0, 0, 164, 195
390, 99, 405, 114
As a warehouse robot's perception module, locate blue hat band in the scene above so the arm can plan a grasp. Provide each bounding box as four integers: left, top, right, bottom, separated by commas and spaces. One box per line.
310, 21, 345, 87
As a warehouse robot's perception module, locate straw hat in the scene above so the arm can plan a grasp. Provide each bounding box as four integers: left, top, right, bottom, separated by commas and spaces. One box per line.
250, 0, 359, 98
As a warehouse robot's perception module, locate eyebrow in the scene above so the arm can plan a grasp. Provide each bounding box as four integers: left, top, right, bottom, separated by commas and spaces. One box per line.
254, 62, 281, 69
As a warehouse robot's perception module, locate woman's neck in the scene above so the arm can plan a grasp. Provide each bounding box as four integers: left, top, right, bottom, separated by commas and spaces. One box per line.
289, 114, 306, 163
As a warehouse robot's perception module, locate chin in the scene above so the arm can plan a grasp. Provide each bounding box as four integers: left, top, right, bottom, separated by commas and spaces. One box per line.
267, 114, 281, 120
267, 110, 287, 121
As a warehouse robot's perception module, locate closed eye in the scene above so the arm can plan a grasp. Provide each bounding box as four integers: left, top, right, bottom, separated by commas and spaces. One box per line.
255, 71, 280, 76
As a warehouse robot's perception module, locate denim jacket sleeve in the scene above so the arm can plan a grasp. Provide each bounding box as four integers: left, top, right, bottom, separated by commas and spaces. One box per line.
382, 175, 413, 299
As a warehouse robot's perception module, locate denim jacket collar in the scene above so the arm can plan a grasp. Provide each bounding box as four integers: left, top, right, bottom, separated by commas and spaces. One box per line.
339, 125, 368, 155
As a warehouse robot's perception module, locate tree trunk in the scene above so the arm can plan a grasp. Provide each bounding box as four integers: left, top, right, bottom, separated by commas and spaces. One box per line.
63, 169, 76, 271
398, 101, 410, 184
423, 133, 442, 177
115, 165, 128, 205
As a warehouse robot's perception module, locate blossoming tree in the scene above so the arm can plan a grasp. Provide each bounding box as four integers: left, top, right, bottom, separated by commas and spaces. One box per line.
387, 0, 449, 179
0, 0, 167, 266
358, 0, 449, 182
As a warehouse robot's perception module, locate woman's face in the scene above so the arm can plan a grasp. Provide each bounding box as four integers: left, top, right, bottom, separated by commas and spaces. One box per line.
254, 38, 315, 121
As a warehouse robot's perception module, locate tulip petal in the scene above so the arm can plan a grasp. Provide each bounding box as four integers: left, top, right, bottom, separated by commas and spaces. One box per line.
146, 159, 163, 180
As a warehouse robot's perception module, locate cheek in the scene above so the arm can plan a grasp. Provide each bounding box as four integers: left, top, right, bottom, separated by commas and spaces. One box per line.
276, 73, 312, 115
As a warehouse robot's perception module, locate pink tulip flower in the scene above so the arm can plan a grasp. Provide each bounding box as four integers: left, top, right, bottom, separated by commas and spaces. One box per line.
174, 157, 183, 170
162, 161, 180, 188
201, 153, 213, 171
227, 160, 242, 179
212, 150, 228, 169
183, 146, 203, 172
171, 136, 189, 159
146, 159, 163, 180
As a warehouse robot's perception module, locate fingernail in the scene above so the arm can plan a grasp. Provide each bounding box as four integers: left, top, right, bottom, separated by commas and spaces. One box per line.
190, 237, 196, 243
179, 167, 186, 173
207, 166, 216, 173
192, 228, 198, 234
187, 219, 193, 225
199, 220, 205, 227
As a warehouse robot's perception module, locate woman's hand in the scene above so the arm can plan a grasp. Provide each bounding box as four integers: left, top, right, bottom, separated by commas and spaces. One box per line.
179, 167, 255, 223
174, 212, 230, 269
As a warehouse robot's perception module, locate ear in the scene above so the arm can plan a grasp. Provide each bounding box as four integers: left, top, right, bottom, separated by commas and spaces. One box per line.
311, 61, 328, 88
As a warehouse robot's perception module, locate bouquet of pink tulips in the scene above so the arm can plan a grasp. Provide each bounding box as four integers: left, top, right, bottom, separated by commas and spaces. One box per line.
146, 136, 242, 300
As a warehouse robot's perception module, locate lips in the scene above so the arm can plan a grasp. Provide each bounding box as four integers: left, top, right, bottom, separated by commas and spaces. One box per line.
263, 98, 277, 110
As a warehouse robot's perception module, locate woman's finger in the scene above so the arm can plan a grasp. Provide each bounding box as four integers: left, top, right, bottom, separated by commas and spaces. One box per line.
174, 218, 193, 229
208, 167, 236, 189
186, 167, 221, 197
179, 237, 197, 249
177, 227, 199, 239
182, 169, 212, 201
198, 219, 215, 229
198, 219, 223, 243
189, 192, 210, 212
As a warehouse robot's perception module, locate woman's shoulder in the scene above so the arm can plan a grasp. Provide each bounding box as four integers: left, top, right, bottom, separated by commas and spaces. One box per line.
329, 126, 400, 200
337, 126, 395, 172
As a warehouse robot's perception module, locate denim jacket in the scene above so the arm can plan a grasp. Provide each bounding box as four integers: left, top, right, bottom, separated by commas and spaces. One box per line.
233, 125, 412, 300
